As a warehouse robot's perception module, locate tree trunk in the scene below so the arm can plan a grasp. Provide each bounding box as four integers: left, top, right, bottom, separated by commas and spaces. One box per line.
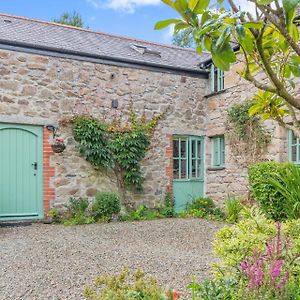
113, 166, 132, 211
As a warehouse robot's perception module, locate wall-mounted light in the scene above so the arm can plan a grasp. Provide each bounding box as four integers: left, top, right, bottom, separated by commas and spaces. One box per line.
111, 100, 119, 109
46, 124, 57, 138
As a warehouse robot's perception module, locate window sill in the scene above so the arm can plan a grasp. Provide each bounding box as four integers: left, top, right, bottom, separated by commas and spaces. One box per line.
204, 89, 227, 98
207, 166, 225, 171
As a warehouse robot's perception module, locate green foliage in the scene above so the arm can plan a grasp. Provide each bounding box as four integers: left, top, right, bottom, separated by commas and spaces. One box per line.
248, 162, 297, 220
188, 277, 237, 300
48, 208, 62, 223
262, 163, 300, 220
213, 207, 300, 275
72, 110, 162, 206
227, 102, 271, 163
64, 197, 89, 217
179, 197, 225, 221
84, 268, 175, 300
225, 196, 243, 224
172, 28, 195, 48
63, 197, 95, 225
158, 192, 175, 217
53, 11, 86, 28
121, 205, 162, 221
92, 192, 121, 220
156, 0, 300, 134
63, 214, 95, 226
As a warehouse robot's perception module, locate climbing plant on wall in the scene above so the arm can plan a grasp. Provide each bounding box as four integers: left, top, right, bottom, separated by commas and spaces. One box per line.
71, 108, 163, 209
227, 101, 271, 165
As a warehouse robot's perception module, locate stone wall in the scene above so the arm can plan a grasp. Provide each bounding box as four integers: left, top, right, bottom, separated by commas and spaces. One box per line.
0, 49, 207, 209
205, 66, 288, 203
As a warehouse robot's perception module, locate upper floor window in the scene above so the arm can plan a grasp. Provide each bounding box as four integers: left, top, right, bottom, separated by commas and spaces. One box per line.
210, 64, 224, 93
288, 130, 300, 165
212, 135, 225, 167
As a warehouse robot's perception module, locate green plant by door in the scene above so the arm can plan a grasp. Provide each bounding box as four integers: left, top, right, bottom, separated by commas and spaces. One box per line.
70, 108, 163, 209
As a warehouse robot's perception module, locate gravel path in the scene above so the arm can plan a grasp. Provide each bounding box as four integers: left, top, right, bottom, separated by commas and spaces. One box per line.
0, 218, 223, 300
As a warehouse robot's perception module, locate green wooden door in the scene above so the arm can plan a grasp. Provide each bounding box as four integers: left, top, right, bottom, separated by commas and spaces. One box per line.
172, 136, 204, 212
0, 123, 43, 220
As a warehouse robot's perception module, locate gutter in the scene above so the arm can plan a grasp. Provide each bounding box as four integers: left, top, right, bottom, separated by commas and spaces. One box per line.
0, 39, 209, 78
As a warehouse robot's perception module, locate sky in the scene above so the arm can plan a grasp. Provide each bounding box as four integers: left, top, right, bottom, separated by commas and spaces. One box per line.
0, 0, 251, 45
0, 0, 179, 44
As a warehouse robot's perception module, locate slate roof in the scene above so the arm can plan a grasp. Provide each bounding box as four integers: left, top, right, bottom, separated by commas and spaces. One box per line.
0, 13, 210, 73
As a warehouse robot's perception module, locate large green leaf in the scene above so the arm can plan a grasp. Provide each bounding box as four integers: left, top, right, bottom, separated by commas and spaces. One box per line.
174, 21, 190, 33
215, 26, 232, 50
236, 24, 245, 41
283, 0, 300, 14
161, 0, 175, 8
193, 0, 210, 14
211, 41, 236, 71
154, 19, 181, 30
243, 22, 264, 29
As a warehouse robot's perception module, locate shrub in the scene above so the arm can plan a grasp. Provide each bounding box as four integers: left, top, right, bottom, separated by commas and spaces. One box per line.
84, 268, 178, 300
122, 205, 161, 221
159, 192, 175, 218
64, 197, 89, 217
225, 196, 243, 224
48, 208, 62, 223
92, 192, 121, 220
63, 197, 94, 225
264, 163, 300, 220
185, 197, 225, 221
248, 162, 291, 220
188, 277, 237, 300
213, 207, 300, 277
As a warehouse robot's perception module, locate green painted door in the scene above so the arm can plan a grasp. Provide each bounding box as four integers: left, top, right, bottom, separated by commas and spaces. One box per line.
172, 136, 204, 212
0, 123, 43, 220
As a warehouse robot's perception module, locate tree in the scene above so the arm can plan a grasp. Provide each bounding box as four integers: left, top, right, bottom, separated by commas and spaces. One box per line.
155, 0, 300, 136
172, 28, 195, 48
53, 11, 86, 28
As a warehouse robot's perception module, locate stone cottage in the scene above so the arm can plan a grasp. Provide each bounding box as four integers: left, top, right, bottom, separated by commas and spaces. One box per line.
0, 13, 292, 220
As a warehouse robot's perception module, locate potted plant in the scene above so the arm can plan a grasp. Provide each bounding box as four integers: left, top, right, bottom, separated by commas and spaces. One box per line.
51, 138, 66, 153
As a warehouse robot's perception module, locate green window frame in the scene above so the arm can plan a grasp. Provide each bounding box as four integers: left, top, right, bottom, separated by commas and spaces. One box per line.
173, 136, 204, 180
210, 64, 224, 93
212, 135, 225, 167
288, 130, 300, 165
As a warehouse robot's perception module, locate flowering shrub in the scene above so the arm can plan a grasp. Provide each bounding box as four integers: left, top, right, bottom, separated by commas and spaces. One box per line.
213, 207, 300, 275
239, 223, 292, 298
190, 220, 300, 300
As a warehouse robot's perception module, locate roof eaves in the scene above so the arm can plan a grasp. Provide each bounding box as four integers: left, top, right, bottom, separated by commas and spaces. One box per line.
0, 39, 208, 77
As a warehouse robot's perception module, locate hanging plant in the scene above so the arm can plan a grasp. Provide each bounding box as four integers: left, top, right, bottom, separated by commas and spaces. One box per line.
51, 138, 66, 153
69, 107, 164, 209
226, 101, 271, 166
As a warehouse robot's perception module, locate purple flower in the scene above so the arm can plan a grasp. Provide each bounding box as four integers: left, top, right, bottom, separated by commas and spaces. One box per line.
270, 260, 283, 280
277, 272, 289, 289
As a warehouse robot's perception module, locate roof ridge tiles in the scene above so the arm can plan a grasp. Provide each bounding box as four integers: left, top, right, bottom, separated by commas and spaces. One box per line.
0, 12, 202, 53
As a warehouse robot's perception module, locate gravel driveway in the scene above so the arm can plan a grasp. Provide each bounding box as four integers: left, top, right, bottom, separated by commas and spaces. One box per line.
0, 218, 222, 300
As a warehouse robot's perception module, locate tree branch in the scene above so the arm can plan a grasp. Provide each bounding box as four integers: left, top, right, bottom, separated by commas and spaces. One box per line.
256, 28, 300, 110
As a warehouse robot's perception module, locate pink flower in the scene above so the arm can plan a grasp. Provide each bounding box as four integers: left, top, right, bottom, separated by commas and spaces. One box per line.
270, 260, 283, 280
277, 272, 289, 289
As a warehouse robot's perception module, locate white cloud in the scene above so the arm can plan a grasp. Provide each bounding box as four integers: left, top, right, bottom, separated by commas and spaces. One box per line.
234, 0, 256, 16
86, 0, 161, 13
162, 24, 174, 42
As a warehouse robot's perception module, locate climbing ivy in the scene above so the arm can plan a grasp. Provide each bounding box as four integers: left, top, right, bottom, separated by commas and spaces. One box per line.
227, 101, 271, 165
71, 108, 163, 209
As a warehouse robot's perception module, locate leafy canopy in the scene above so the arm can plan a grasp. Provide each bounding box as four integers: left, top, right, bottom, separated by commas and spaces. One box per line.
53, 11, 86, 28
155, 0, 300, 135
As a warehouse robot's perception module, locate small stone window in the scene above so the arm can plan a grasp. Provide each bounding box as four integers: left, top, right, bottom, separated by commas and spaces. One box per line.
210, 64, 224, 93
288, 130, 300, 165
212, 135, 225, 167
